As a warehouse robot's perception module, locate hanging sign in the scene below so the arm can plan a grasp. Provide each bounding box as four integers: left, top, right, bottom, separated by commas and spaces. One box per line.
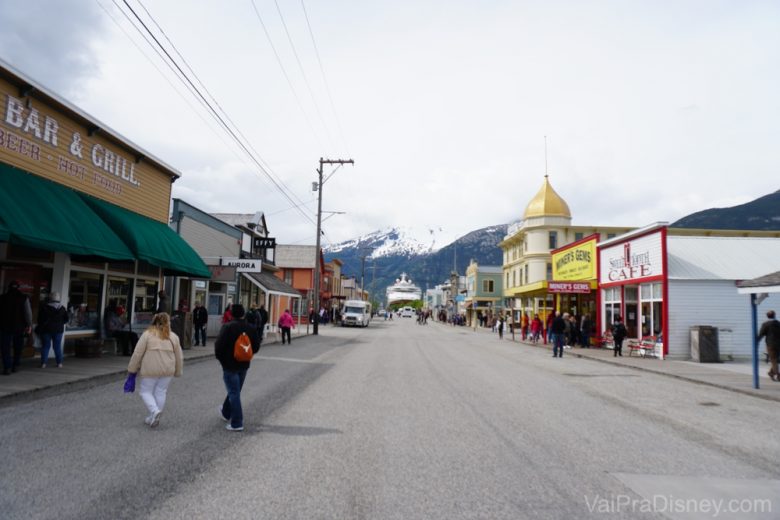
253, 237, 276, 249
220, 257, 261, 273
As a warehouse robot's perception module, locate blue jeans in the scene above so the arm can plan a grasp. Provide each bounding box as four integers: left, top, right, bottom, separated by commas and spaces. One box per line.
1, 330, 24, 372
222, 368, 248, 428
551, 333, 565, 357
40, 332, 64, 365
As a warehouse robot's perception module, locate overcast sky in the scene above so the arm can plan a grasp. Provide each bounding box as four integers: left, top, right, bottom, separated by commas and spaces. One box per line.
2, 0, 779, 248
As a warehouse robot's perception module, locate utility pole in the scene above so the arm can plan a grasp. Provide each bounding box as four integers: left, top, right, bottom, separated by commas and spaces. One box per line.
313, 157, 354, 335
360, 251, 368, 302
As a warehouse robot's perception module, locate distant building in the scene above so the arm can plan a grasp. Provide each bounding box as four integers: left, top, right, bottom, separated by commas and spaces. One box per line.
464, 260, 503, 327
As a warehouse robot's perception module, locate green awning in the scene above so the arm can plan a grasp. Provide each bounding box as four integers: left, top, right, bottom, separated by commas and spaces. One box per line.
79, 195, 211, 278
0, 164, 135, 259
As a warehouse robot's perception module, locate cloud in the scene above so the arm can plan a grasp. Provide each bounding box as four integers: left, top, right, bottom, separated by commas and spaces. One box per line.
0, 0, 107, 98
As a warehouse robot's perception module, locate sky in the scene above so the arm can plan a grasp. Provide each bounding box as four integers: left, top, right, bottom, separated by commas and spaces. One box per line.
1, 0, 779, 249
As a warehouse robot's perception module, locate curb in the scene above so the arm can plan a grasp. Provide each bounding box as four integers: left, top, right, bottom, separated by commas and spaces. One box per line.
569, 351, 780, 404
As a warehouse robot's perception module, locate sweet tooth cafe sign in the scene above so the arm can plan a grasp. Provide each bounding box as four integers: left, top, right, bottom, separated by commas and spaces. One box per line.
599, 231, 664, 283
1, 93, 141, 195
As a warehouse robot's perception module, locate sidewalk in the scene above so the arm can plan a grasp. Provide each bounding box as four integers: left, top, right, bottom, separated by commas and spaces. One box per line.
450, 322, 780, 403
0, 329, 304, 404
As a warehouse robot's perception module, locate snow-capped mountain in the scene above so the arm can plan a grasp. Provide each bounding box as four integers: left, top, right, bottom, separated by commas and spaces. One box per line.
324, 224, 509, 304
325, 226, 457, 259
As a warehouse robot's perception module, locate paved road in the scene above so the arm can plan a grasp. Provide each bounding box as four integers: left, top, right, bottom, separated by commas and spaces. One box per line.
2, 318, 778, 519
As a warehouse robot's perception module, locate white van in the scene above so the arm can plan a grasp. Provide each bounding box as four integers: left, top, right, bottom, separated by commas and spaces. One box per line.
400, 306, 414, 318
342, 300, 371, 327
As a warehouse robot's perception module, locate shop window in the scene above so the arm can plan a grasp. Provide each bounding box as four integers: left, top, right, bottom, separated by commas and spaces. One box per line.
548, 231, 558, 250
652, 282, 662, 299
68, 271, 103, 331
107, 276, 132, 315
133, 279, 159, 327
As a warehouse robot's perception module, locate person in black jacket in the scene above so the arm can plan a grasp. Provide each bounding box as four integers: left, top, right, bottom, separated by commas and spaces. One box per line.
192, 301, 208, 346
550, 311, 567, 358
37, 292, 70, 368
0, 280, 32, 375
214, 304, 260, 431
757, 310, 780, 381
612, 316, 627, 357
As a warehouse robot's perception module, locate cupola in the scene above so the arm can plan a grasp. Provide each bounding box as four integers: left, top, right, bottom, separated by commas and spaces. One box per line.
523, 175, 571, 219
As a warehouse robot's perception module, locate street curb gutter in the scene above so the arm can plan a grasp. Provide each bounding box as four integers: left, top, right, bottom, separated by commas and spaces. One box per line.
571, 351, 780, 404
0, 352, 215, 409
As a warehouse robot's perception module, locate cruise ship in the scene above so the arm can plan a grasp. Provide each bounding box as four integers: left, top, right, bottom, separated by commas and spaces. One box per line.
386, 273, 422, 306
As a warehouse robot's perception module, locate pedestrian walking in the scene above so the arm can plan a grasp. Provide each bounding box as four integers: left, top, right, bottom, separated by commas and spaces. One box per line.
0, 280, 32, 375
127, 312, 183, 428
36, 292, 69, 368
612, 316, 627, 357
530, 314, 543, 343
215, 304, 260, 431
757, 310, 780, 381
278, 309, 294, 344
192, 301, 208, 346
550, 311, 566, 358
498, 316, 505, 339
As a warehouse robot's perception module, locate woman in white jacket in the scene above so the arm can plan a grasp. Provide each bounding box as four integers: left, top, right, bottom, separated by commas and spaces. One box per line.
127, 313, 183, 428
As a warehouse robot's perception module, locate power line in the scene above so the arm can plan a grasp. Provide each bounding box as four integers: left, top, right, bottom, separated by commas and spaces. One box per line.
249, 0, 327, 153
272, 0, 336, 150
300, 0, 350, 154
100, 0, 273, 193
116, 0, 318, 226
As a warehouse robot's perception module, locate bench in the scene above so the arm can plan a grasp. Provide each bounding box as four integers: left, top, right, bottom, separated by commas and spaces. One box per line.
593, 333, 614, 349
628, 336, 659, 358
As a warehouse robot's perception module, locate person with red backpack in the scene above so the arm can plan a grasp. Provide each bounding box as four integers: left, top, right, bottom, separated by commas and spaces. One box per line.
214, 304, 260, 431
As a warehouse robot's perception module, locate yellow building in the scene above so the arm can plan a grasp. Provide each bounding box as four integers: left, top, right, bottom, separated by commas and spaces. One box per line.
500, 175, 633, 331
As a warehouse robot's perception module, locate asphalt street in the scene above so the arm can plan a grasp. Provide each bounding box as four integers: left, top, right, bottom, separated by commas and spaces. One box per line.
1, 318, 778, 519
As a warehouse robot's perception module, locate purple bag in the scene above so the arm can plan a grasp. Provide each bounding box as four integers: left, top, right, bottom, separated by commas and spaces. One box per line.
123, 372, 137, 393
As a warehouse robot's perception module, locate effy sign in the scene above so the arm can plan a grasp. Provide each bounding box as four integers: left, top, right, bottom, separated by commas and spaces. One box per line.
599, 231, 663, 283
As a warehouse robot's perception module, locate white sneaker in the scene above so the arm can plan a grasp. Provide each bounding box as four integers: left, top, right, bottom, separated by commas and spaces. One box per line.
225, 424, 244, 432
144, 414, 154, 425
218, 406, 229, 422
150, 410, 162, 428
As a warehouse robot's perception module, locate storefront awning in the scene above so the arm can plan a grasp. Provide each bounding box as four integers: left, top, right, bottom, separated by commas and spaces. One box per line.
79, 194, 211, 278
0, 164, 135, 259
242, 272, 301, 298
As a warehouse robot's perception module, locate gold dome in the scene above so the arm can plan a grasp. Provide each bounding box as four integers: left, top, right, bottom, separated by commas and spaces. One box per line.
523, 175, 571, 219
